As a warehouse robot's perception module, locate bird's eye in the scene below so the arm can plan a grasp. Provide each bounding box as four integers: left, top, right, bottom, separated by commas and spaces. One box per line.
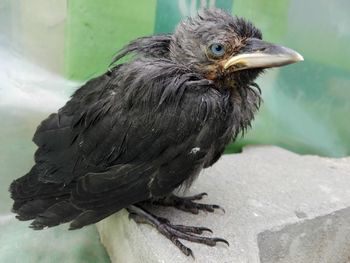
209, 43, 225, 57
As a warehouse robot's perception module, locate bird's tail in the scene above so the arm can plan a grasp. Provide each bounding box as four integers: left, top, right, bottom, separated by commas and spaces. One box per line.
9, 165, 81, 229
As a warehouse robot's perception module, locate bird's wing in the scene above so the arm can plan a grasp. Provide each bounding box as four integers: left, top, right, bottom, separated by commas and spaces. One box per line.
34, 59, 218, 181
25, 59, 228, 229
35, 62, 221, 179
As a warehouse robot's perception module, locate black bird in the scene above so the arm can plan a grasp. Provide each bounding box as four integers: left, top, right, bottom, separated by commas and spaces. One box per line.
9, 8, 303, 257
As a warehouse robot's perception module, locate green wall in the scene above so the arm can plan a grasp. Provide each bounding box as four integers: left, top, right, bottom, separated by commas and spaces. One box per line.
65, 0, 157, 80
154, 0, 232, 33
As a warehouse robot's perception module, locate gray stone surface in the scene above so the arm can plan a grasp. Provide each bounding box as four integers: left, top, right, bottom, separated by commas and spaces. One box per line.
96, 146, 350, 263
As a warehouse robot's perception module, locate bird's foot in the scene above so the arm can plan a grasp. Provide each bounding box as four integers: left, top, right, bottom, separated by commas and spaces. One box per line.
127, 205, 229, 258
152, 192, 225, 214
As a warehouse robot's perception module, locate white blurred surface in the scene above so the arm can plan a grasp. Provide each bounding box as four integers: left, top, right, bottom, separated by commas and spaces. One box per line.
0, 46, 74, 112
0, 37, 78, 213
0, 27, 109, 263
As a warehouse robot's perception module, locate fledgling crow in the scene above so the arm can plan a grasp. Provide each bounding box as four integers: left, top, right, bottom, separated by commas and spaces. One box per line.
9, 8, 303, 257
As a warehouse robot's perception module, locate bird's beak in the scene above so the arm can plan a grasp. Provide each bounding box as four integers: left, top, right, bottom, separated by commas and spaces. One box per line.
224, 38, 303, 71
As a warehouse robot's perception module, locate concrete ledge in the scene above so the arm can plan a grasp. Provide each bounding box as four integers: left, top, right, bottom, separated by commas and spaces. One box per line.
96, 146, 350, 263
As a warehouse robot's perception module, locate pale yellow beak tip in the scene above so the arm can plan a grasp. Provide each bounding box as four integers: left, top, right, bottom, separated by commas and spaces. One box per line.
294, 52, 304, 62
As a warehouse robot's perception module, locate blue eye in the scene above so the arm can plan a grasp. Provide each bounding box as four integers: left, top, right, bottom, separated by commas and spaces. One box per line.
210, 43, 225, 57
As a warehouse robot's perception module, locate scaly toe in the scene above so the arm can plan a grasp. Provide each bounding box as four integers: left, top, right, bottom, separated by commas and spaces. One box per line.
172, 224, 213, 234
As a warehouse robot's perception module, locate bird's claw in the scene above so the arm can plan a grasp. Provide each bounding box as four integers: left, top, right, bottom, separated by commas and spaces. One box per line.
172, 224, 213, 235
156, 216, 228, 256
154, 193, 225, 214
181, 192, 208, 201
127, 205, 228, 257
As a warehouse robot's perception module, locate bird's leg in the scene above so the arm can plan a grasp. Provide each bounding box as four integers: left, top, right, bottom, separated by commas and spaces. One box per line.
127, 205, 229, 258
151, 193, 225, 214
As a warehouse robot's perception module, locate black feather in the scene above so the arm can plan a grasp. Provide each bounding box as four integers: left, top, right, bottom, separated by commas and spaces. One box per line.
9, 8, 261, 230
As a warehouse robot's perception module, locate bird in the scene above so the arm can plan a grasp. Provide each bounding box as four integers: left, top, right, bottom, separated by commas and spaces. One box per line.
9, 8, 303, 257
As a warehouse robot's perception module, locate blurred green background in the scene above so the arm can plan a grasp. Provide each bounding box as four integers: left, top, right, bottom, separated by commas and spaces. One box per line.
0, 0, 349, 262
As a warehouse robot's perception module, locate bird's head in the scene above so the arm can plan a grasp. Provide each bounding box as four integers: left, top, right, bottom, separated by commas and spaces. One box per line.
170, 8, 303, 86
